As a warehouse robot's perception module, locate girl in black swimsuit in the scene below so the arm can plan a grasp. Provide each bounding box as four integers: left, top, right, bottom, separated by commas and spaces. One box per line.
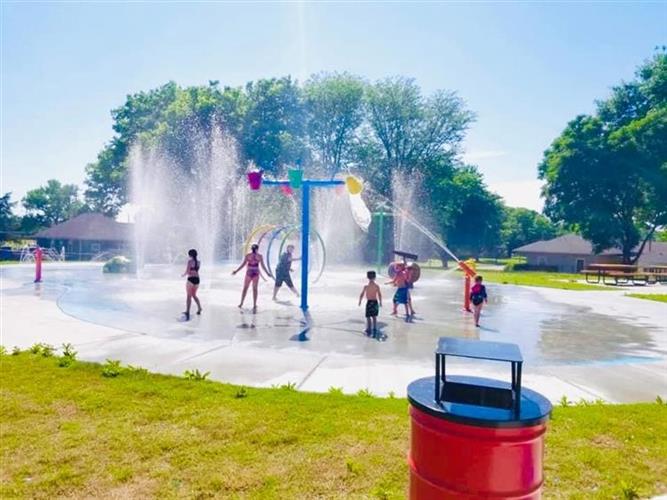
182, 248, 202, 320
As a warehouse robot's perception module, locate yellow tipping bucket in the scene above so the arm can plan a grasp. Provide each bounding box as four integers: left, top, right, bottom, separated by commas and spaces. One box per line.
345, 175, 363, 195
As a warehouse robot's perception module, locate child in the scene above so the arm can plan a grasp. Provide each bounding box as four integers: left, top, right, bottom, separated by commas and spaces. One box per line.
406, 264, 417, 317
272, 244, 300, 301
359, 270, 382, 336
470, 275, 488, 327
387, 263, 410, 319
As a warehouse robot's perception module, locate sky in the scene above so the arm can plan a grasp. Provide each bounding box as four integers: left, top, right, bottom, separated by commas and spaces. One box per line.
2, 1, 666, 213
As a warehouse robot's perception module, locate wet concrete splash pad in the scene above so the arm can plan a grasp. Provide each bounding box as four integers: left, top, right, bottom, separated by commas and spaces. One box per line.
2, 263, 666, 402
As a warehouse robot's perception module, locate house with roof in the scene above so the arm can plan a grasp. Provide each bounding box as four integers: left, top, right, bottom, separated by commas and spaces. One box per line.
512, 233, 667, 273
34, 213, 133, 260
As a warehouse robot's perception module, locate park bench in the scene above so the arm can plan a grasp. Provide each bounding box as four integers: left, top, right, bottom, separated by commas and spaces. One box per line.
580, 263, 666, 286
581, 264, 638, 284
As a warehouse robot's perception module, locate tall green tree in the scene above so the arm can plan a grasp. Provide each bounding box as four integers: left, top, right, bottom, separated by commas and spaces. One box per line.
540, 52, 667, 263
304, 72, 365, 177
22, 180, 86, 231
365, 77, 474, 191
242, 77, 306, 173
85, 82, 181, 215
0, 192, 19, 236
429, 165, 504, 258
501, 207, 559, 256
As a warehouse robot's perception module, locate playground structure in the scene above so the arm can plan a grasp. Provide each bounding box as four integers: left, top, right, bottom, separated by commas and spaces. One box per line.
247, 169, 478, 313
388, 250, 422, 285
19, 245, 64, 263
243, 224, 327, 284
247, 169, 349, 310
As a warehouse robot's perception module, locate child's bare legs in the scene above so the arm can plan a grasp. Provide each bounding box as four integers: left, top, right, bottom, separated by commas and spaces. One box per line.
192, 289, 202, 314
371, 316, 377, 332
239, 276, 251, 307
366, 317, 372, 333
473, 303, 483, 326
251, 277, 259, 311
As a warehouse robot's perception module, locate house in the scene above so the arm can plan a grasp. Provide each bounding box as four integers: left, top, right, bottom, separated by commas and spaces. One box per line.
34, 213, 133, 260
512, 234, 667, 273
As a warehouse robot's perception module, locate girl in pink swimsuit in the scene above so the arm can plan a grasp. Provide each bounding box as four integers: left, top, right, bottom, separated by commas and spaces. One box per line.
232, 244, 270, 311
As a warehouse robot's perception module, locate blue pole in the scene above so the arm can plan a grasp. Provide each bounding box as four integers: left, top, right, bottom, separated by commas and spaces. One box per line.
300, 182, 310, 310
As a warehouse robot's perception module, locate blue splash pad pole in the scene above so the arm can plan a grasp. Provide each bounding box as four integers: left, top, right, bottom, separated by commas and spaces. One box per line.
263, 178, 344, 311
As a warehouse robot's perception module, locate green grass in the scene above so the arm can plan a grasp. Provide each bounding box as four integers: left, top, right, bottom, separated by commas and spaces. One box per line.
477, 256, 527, 266
1, 354, 666, 499
626, 293, 667, 303
479, 270, 612, 291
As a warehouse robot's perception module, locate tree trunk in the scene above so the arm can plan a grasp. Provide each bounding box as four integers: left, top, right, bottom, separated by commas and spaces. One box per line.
630, 224, 658, 265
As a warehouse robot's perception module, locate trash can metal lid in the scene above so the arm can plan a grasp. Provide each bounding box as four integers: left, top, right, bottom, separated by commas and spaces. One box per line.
408, 375, 552, 429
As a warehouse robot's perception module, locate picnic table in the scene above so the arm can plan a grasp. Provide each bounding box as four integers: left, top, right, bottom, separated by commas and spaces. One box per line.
581, 263, 666, 285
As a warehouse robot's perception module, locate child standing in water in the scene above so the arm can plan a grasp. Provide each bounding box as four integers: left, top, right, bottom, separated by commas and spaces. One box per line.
272, 244, 300, 301
232, 244, 271, 312
470, 275, 488, 327
181, 248, 202, 321
388, 263, 410, 319
359, 270, 382, 336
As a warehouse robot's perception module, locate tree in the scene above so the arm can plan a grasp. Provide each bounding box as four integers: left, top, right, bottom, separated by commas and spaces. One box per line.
540, 52, 667, 263
429, 165, 504, 258
501, 207, 559, 256
242, 77, 306, 173
365, 77, 474, 191
22, 180, 86, 231
85, 82, 181, 215
0, 192, 19, 236
304, 72, 365, 176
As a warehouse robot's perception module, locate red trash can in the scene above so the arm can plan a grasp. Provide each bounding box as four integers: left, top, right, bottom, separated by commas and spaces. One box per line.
407, 338, 552, 499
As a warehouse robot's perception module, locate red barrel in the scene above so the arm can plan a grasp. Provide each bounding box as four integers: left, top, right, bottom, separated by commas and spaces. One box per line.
409, 406, 546, 499
407, 373, 551, 500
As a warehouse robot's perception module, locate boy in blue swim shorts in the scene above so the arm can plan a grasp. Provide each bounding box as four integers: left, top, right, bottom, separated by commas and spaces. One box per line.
387, 263, 410, 319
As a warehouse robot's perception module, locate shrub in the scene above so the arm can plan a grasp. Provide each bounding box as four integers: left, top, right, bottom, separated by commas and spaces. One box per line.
103, 256, 135, 274
102, 359, 123, 378
28, 343, 55, 357
58, 356, 74, 368
57, 343, 77, 368
503, 262, 559, 272
126, 364, 148, 375
61, 343, 77, 359
183, 369, 210, 381
235, 386, 248, 399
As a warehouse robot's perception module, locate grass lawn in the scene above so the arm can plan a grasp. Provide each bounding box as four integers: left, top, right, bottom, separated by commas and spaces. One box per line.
626, 293, 667, 303
2, 353, 666, 499
479, 270, 612, 291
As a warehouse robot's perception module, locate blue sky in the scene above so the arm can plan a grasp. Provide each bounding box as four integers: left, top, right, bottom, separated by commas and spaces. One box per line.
2, 1, 666, 211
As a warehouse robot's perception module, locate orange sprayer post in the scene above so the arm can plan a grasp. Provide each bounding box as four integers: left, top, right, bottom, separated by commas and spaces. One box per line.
34, 246, 43, 283
458, 260, 476, 312
464, 274, 472, 312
